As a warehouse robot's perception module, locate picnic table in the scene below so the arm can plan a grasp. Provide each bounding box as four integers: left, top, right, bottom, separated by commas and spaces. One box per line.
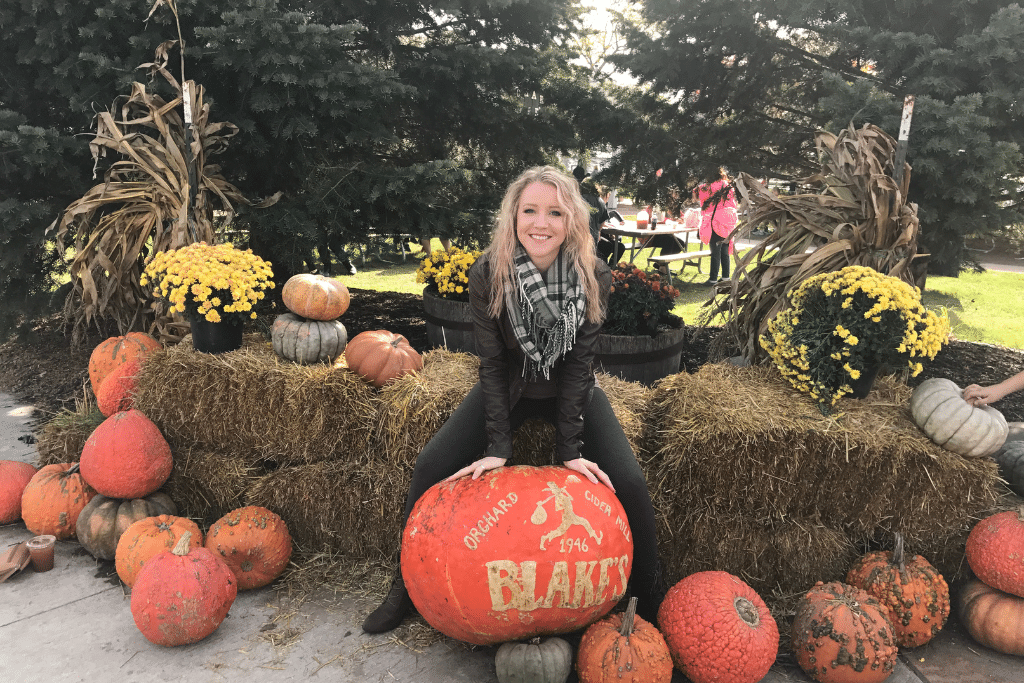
601, 221, 711, 273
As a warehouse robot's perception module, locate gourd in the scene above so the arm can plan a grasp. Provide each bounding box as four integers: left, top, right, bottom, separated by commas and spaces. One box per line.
657, 570, 778, 683
845, 533, 950, 647
791, 581, 897, 683
992, 441, 1024, 496
75, 492, 177, 561
345, 330, 423, 387
958, 579, 1024, 656
0, 460, 37, 524
20, 463, 97, 540
576, 597, 673, 683
271, 313, 348, 365
96, 358, 142, 417
130, 531, 237, 647
88, 332, 160, 394
495, 636, 573, 683
115, 514, 203, 587
965, 504, 1024, 597
281, 273, 350, 321
909, 378, 1008, 457
79, 409, 172, 499
205, 506, 293, 590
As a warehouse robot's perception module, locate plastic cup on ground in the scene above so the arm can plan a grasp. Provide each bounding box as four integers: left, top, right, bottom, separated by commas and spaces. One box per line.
26, 535, 56, 572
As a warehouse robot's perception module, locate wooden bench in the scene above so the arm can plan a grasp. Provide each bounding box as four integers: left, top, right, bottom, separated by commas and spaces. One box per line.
648, 249, 714, 275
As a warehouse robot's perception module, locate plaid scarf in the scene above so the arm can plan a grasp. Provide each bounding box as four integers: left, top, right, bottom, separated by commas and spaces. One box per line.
505, 245, 586, 379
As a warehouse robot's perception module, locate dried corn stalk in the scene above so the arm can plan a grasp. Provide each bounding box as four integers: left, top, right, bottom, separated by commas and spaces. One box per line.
704, 123, 922, 363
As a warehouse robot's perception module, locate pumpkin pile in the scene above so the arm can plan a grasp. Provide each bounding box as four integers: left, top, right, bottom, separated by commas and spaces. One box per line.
272, 274, 350, 364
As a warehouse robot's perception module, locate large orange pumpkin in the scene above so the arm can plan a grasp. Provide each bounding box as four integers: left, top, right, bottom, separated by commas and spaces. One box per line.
79, 409, 172, 499
131, 531, 237, 646
205, 506, 293, 589
791, 582, 897, 683
115, 514, 203, 587
0, 460, 37, 524
344, 330, 422, 387
965, 504, 1024, 598
845, 534, 950, 647
958, 578, 1024, 656
577, 597, 673, 683
657, 571, 778, 683
88, 332, 161, 394
96, 358, 143, 417
402, 465, 633, 645
281, 273, 350, 320
20, 463, 97, 539
75, 492, 178, 561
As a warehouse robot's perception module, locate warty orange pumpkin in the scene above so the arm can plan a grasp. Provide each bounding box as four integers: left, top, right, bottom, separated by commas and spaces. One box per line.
958, 578, 1024, 656
79, 409, 172, 499
345, 329, 422, 387
95, 358, 143, 417
115, 514, 203, 587
281, 273, 350, 321
577, 597, 673, 683
205, 506, 292, 589
88, 332, 160, 395
965, 504, 1024, 598
0, 460, 37, 524
75, 492, 178, 561
20, 463, 97, 540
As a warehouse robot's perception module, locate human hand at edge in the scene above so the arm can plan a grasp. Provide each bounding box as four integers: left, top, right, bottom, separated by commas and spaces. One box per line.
445, 456, 507, 482
563, 458, 615, 493
962, 384, 1004, 407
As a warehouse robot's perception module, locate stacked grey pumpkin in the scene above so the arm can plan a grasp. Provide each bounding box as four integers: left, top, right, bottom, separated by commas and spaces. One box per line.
272, 274, 350, 365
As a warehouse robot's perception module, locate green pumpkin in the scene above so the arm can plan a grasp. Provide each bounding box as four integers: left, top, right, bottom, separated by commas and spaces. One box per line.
75, 492, 178, 560
994, 442, 1024, 496
271, 313, 348, 365
495, 636, 573, 683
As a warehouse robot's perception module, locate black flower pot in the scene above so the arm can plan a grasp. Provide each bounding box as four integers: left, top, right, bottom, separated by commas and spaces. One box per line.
190, 316, 244, 354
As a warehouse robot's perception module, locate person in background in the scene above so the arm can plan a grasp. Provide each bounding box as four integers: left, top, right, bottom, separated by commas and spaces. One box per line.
693, 167, 739, 286
420, 237, 452, 254
963, 370, 1024, 406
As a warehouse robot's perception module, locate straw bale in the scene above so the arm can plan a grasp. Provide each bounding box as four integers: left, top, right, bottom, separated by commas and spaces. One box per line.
162, 447, 261, 527
34, 406, 104, 467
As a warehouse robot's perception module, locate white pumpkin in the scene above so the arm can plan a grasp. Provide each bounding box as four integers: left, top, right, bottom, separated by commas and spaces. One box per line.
271, 313, 348, 364
910, 378, 1008, 457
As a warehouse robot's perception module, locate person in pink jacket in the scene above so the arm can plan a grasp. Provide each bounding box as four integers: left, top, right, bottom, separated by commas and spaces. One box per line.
693, 168, 739, 285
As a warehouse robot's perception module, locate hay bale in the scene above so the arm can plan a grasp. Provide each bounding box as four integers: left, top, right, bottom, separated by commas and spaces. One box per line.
34, 406, 104, 467
162, 447, 261, 527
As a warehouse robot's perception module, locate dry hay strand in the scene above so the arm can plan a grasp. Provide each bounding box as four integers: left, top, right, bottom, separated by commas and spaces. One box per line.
34, 388, 104, 466
162, 447, 260, 527
133, 340, 377, 466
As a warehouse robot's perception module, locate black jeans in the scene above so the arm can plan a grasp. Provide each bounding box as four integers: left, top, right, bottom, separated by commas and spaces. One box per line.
708, 233, 730, 280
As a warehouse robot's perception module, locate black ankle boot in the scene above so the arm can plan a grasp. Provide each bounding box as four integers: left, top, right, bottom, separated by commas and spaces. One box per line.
362, 570, 413, 633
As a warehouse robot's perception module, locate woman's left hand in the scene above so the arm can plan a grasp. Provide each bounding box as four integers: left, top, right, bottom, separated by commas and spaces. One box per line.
563, 458, 615, 493
445, 456, 508, 482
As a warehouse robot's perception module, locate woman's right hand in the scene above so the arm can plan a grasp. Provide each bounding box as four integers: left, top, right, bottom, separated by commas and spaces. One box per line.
445, 456, 508, 482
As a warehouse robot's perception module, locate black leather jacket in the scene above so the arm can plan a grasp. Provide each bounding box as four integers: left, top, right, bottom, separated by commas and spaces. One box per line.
468, 252, 611, 462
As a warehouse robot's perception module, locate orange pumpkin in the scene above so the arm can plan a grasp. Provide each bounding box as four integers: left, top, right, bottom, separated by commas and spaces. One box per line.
577, 597, 673, 683
791, 581, 897, 683
345, 329, 422, 387
657, 570, 778, 683
20, 463, 97, 539
958, 578, 1024, 656
79, 409, 172, 499
0, 460, 37, 524
281, 273, 350, 320
88, 332, 160, 394
96, 358, 143, 417
205, 506, 293, 590
131, 531, 237, 646
75, 492, 177, 561
965, 504, 1024, 598
845, 533, 950, 647
115, 514, 203, 587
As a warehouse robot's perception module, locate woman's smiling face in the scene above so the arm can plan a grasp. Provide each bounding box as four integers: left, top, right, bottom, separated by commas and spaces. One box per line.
516, 181, 567, 271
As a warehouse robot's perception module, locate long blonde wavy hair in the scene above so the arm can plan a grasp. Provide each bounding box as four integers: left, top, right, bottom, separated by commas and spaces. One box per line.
484, 166, 603, 324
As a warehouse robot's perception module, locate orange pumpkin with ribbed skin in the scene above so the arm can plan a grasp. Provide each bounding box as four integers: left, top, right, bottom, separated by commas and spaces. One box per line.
792, 582, 897, 683
131, 531, 237, 647
115, 514, 203, 587
282, 274, 350, 321
966, 504, 1024, 598
79, 409, 172, 499
88, 332, 160, 394
0, 460, 37, 524
577, 597, 673, 683
345, 330, 422, 387
96, 358, 142, 417
845, 534, 949, 647
205, 506, 293, 589
75, 492, 177, 561
958, 579, 1024, 655
20, 463, 97, 539
657, 571, 778, 683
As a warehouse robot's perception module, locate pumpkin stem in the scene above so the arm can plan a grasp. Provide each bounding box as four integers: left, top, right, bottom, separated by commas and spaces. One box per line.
619, 596, 638, 637
172, 531, 193, 556
1017, 504, 1024, 522
734, 596, 761, 628
893, 532, 910, 584
66, 462, 81, 476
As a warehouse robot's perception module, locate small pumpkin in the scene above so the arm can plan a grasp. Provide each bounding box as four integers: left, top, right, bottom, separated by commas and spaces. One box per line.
845, 533, 950, 647
992, 441, 1024, 496
577, 597, 673, 683
130, 531, 237, 647
910, 377, 1008, 457
495, 636, 573, 683
96, 358, 142, 417
205, 506, 292, 590
75, 492, 177, 561
958, 578, 1024, 656
657, 571, 778, 683
281, 273, 350, 321
115, 514, 203, 587
271, 313, 348, 364
0, 460, 38, 524
79, 409, 172, 499
345, 329, 422, 387
791, 581, 897, 683
88, 332, 161, 395
20, 463, 97, 540
965, 504, 1024, 597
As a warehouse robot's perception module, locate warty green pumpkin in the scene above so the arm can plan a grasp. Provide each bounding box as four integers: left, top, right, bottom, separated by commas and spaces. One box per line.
909, 378, 1008, 457
271, 313, 348, 364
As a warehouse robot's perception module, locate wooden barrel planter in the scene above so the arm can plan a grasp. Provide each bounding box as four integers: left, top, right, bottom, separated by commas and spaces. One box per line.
422, 288, 476, 354
594, 326, 686, 386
